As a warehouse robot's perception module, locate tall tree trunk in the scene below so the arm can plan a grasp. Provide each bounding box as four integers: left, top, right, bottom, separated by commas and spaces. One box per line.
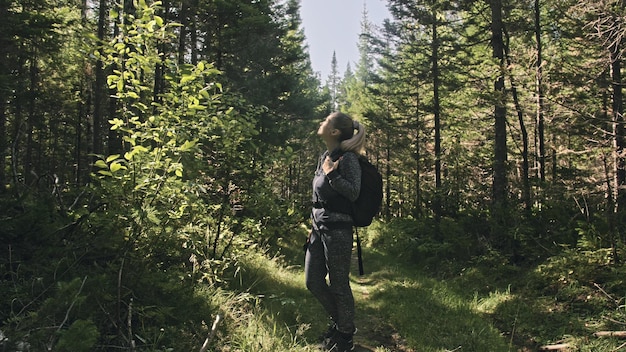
190, 0, 198, 65
178, 0, 188, 65
12, 53, 26, 189
25, 53, 37, 184
504, 29, 531, 213
0, 99, 5, 192
489, 0, 509, 250
610, 38, 625, 258
611, 44, 626, 213
0, 0, 8, 192
535, 0, 546, 184
414, 93, 422, 217
432, 4, 442, 225
385, 132, 391, 221
93, 0, 107, 157
490, 0, 507, 209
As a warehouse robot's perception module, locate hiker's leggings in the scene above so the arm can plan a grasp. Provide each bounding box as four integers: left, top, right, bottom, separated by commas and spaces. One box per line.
305, 226, 355, 334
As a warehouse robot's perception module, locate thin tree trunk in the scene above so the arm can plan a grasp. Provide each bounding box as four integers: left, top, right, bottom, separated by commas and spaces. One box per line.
535, 0, 546, 184
489, 0, 509, 250
414, 93, 422, 217
12, 53, 26, 188
611, 44, 626, 213
93, 0, 107, 157
0, 99, 6, 192
432, 4, 442, 225
178, 0, 188, 65
0, 0, 8, 192
25, 53, 37, 184
385, 133, 391, 221
490, 0, 507, 208
504, 29, 531, 213
190, 0, 198, 65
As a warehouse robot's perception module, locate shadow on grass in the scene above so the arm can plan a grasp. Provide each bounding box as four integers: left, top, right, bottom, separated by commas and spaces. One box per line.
444, 258, 591, 349
228, 234, 587, 351
353, 249, 511, 352
227, 247, 338, 347
489, 294, 587, 349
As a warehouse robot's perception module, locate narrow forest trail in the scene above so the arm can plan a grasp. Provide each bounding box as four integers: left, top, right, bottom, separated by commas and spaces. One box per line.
348, 251, 415, 352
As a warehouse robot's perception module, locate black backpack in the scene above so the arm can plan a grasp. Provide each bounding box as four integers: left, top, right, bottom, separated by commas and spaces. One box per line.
352, 155, 383, 227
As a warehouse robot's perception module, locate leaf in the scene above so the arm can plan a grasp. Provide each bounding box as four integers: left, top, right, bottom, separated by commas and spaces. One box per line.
110, 162, 124, 172
106, 154, 120, 163
109, 118, 124, 130
180, 74, 194, 85
199, 89, 210, 100
107, 75, 118, 86
95, 160, 108, 169
109, 8, 119, 19
154, 15, 164, 27
175, 169, 183, 177
180, 139, 198, 152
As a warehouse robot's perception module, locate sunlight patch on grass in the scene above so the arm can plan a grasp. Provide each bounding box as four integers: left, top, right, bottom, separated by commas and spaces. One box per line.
207, 250, 323, 351
351, 249, 510, 352
473, 286, 513, 314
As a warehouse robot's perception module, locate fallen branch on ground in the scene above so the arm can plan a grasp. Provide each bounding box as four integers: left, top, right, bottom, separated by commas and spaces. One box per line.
594, 331, 626, 338
539, 343, 571, 350
199, 314, 222, 352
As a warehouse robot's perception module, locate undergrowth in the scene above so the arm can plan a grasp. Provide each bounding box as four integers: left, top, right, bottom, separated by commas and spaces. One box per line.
4, 199, 626, 351
200, 217, 626, 351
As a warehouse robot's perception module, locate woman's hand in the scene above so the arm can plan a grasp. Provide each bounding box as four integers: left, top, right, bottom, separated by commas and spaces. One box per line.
322, 156, 339, 175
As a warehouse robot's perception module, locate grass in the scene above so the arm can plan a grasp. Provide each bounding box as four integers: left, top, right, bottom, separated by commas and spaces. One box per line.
352, 249, 510, 352
209, 231, 510, 351
204, 226, 626, 352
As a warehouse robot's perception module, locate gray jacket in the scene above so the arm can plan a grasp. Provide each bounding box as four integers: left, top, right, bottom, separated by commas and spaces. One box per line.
311, 148, 361, 228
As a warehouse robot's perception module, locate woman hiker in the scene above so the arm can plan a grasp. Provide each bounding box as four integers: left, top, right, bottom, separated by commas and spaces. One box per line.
305, 111, 366, 351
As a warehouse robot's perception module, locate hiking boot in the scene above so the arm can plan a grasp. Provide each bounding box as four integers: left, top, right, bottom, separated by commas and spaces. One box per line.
325, 330, 355, 352
319, 322, 337, 342
318, 322, 337, 350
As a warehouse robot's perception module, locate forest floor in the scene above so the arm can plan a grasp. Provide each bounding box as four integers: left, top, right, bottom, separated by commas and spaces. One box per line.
349, 257, 415, 352
242, 233, 625, 352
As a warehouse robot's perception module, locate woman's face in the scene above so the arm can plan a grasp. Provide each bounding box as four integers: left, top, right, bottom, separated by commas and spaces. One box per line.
317, 115, 339, 141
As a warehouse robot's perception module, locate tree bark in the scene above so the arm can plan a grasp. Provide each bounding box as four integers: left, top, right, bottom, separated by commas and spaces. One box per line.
190, 0, 198, 65
610, 44, 626, 213
0, 98, 5, 192
0, 0, 8, 192
490, 0, 508, 209
93, 0, 107, 157
25, 51, 37, 184
432, 4, 442, 224
535, 0, 546, 184
414, 93, 422, 217
178, 0, 188, 65
504, 29, 531, 212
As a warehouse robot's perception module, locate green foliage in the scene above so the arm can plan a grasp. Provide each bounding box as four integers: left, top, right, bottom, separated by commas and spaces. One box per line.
5, 0, 626, 350
365, 217, 480, 272
55, 319, 99, 352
